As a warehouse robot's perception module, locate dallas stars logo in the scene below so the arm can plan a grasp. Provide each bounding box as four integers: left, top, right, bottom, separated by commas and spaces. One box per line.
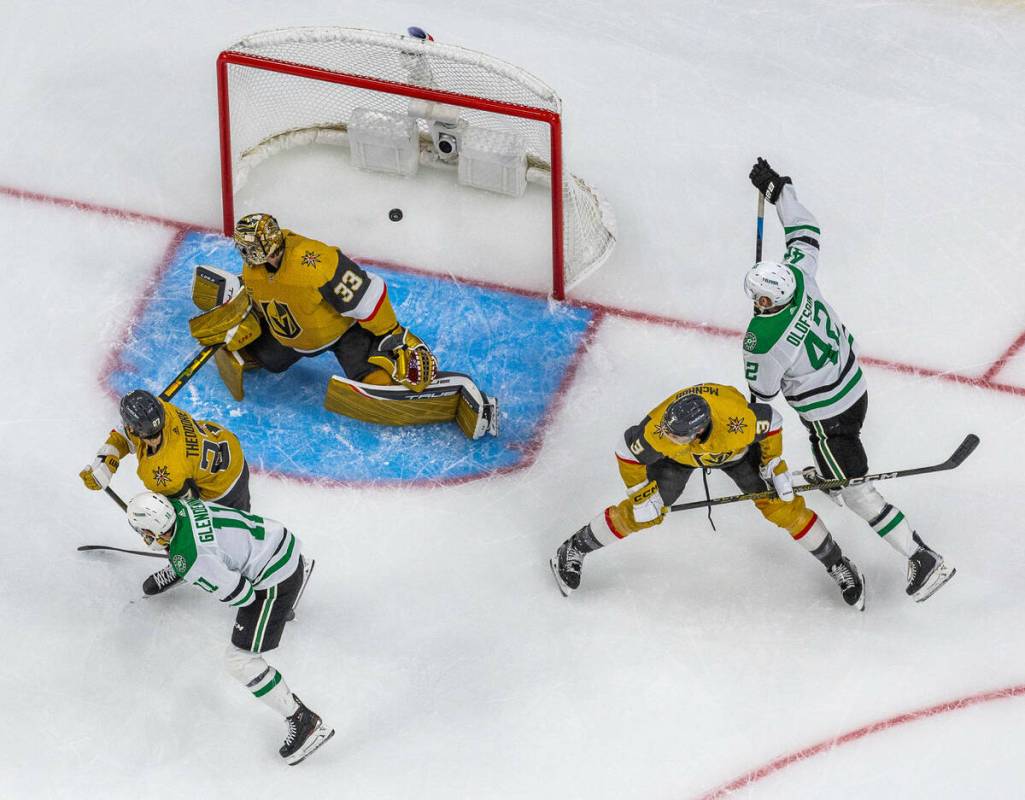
727, 416, 747, 434
152, 466, 171, 487
301, 250, 321, 268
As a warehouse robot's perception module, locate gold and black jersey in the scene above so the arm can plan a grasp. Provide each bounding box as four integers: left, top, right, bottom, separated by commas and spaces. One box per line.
109, 400, 246, 501
242, 229, 398, 353
616, 383, 779, 486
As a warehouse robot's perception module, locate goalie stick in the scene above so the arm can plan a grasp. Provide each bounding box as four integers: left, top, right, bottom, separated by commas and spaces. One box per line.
669, 434, 979, 513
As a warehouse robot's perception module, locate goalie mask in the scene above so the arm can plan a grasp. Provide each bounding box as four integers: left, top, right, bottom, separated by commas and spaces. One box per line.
126, 492, 177, 551
120, 390, 165, 440
234, 213, 283, 266
744, 261, 797, 313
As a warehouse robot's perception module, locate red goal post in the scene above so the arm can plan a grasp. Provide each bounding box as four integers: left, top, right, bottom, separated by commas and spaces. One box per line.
216, 27, 616, 299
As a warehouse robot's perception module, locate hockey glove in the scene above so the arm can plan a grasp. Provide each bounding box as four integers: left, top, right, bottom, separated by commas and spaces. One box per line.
367, 325, 438, 393
759, 456, 795, 502
79, 443, 120, 491
749, 157, 791, 204
188, 290, 261, 351
625, 480, 668, 529
800, 466, 845, 507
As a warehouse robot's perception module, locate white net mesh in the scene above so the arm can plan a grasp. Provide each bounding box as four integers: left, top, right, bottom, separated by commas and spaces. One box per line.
221, 27, 616, 294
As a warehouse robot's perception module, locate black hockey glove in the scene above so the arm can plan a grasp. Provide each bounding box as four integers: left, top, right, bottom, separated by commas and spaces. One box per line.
749, 157, 791, 204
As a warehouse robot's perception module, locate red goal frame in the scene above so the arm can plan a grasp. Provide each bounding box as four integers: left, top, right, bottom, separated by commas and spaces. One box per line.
216, 50, 570, 299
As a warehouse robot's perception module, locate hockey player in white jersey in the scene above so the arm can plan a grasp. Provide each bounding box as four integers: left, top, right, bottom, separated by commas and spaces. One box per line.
742, 157, 954, 602
125, 492, 334, 764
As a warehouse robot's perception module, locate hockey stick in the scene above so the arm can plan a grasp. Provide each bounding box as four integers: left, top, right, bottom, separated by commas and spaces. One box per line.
669, 434, 979, 513
76, 544, 167, 559
100, 344, 222, 513
755, 190, 765, 262
285, 558, 316, 622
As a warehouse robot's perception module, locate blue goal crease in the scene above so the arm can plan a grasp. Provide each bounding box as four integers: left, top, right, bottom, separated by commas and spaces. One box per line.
107, 230, 593, 484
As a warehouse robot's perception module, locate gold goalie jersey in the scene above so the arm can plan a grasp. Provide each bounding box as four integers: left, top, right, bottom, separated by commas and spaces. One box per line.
616, 383, 781, 486
108, 400, 246, 501
242, 230, 398, 353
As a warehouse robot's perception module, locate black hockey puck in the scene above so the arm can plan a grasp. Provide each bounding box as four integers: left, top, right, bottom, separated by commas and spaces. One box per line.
388, 208, 403, 222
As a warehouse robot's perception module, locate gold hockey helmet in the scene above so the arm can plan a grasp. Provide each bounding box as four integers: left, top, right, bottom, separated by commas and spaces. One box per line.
233, 213, 283, 265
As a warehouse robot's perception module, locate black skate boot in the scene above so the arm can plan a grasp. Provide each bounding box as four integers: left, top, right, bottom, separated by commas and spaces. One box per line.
827, 556, 866, 611
549, 525, 603, 597
906, 533, 955, 602
143, 564, 182, 596
280, 695, 335, 765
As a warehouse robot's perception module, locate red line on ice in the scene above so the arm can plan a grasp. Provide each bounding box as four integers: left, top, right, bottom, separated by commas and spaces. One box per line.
693, 683, 1025, 799
6, 183, 1025, 403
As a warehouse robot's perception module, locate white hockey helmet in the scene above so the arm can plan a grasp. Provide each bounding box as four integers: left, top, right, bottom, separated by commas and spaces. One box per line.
744, 261, 796, 311
126, 492, 177, 551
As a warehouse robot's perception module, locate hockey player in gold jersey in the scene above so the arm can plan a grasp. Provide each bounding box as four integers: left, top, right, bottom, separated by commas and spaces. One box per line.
189, 213, 497, 439
80, 389, 250, 595
550, 383, 866, 609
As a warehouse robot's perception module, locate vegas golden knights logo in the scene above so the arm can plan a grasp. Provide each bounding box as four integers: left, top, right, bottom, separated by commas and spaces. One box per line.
261, 301, 302, 340
695, 452, 733, 467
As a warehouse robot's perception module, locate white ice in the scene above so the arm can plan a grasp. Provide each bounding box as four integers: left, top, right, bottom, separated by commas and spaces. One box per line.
2, 2, 1025, 798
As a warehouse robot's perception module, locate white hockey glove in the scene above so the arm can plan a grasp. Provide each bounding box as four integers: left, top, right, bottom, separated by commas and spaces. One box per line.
759, 456, 794, 502
627, 480, 666, 525
79, 444, 120, 491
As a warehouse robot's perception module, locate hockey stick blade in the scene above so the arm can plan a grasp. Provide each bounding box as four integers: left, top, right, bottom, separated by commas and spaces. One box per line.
946, 433, 980, 468
669, 433, 980, 513
77, 544, 167, 559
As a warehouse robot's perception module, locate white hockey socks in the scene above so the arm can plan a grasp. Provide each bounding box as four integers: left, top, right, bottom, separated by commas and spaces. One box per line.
841, 483, 916, 558
225, 646, 300, 718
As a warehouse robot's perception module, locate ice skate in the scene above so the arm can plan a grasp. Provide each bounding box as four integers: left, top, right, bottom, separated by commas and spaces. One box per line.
827, 556, 866, 611
906, 533, 955, 602
550, 536, 586, 597
280, 695, 334, 765
143, 563, 182, 596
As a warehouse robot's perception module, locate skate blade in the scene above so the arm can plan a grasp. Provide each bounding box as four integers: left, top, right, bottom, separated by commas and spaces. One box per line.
549, 557, 572, 597
287, 725, 335, 766
913, 562, 956, 603
852, 568, 866, 612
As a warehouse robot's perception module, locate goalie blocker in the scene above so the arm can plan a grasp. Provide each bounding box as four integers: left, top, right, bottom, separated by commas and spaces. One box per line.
325, 372, 499, 440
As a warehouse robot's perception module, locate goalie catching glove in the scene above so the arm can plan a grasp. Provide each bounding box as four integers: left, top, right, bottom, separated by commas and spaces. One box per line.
367, 325, 438, 393
188, 290, 261, 352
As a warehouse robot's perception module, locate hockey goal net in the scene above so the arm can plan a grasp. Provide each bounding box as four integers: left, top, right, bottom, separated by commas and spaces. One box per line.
217, 27, 616, 299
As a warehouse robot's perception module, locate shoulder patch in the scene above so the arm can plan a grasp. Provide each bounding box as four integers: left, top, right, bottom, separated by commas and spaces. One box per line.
171, 553, 189, 577
743, 331, 758, 353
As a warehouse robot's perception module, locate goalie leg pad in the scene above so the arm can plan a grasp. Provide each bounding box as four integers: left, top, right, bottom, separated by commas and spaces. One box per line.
324, 374, 461, 426
216, 347, 260, 402
455, 380, 499, 440
325, 372, 497, 437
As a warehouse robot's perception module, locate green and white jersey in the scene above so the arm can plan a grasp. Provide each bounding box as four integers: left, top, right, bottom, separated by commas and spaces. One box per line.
743, 185, 867, 423
166, 498, 302, 609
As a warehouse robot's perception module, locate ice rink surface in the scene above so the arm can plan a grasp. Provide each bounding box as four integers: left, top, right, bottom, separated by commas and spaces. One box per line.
2, 2, 1025, 798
